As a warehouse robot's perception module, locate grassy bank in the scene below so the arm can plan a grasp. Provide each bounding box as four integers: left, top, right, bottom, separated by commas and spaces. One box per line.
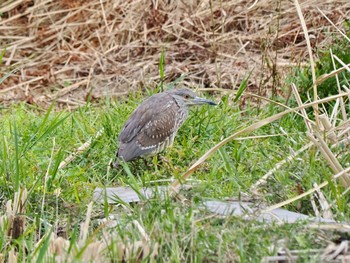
0, 89, 348, 261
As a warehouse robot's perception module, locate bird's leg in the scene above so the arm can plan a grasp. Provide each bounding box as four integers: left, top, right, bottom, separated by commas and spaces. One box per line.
144, 158, 151, 169
149, 155, 160, 171
147, 154, 170, 171
159, 154, 175, 171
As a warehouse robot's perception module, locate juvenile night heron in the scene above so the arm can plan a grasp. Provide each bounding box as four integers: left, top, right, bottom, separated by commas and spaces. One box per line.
113, 88, 216, 167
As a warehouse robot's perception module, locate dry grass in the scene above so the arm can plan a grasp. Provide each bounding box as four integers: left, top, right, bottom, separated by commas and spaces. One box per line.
1, 0, 350, 107
1, 189, 158, 262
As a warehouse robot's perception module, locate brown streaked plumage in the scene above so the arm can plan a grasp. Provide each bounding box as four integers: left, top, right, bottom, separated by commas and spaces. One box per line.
113, 88, 216, 167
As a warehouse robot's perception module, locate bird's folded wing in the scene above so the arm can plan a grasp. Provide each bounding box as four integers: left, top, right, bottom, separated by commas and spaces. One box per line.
118, 93, 178, 148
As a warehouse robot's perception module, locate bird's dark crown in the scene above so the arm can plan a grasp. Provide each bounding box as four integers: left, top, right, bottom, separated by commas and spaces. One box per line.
167, 88, 216, 106
167, 88, 196, 100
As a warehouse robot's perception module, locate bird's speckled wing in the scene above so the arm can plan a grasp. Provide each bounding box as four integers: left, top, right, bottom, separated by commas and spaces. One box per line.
118, 93, 173, 143
136, 99, 179, 148
117, 93, 181, 161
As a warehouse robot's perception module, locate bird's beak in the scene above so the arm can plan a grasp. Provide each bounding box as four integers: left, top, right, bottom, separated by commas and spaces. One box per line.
192, 96, 217, 106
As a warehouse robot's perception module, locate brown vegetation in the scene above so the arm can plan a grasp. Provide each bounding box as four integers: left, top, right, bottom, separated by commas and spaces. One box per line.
0, 0, 349, 107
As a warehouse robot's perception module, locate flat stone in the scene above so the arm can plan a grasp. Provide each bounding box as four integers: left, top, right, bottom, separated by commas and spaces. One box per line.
93, 187, 337, 224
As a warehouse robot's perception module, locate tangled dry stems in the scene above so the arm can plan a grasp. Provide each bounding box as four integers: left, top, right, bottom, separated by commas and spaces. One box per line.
0, 0, 350, 107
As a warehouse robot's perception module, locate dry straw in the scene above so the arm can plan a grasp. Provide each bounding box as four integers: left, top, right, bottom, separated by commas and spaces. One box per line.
1, 0, 349, 107
0, 190, 158, 262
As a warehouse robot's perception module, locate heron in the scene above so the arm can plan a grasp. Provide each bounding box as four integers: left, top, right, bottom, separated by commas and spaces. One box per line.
113, 88, 216, 167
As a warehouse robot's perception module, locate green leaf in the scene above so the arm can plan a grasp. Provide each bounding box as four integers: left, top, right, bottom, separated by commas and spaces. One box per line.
0, 48, 6, 64
234, 69, 253, 102
159, 48, 165, 81
35, 229, 53, 263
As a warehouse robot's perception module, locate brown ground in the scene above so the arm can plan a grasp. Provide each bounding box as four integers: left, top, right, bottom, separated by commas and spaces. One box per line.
1, 0, 349, 108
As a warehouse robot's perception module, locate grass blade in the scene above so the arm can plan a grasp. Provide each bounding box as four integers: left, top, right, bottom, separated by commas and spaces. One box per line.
234, 69, 253, 102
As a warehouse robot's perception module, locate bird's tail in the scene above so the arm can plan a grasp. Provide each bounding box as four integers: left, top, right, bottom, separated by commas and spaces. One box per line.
111, 149, 125, 169
111, 158, 119, 169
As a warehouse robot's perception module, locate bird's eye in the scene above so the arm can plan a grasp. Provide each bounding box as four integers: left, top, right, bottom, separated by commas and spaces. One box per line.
184, 94, 190, 99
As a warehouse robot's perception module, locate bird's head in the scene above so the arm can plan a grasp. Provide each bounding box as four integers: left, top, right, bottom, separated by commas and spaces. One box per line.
168, 88, 217, 107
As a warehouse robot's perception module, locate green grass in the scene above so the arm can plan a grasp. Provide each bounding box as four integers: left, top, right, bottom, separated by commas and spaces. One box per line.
286, 24, 350, 106
0, 90, 348, 261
